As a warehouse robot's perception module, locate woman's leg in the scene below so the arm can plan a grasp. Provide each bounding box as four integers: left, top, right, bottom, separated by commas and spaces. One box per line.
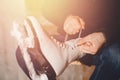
12, 16, 85, 80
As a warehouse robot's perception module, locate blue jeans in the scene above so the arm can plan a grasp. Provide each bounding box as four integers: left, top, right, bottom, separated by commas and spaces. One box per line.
90, 43, 120, 80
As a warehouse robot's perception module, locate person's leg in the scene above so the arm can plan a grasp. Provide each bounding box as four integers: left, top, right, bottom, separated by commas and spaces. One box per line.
90, 43, 120, 80
27, 16, 85, 75
12, 16, 85, 80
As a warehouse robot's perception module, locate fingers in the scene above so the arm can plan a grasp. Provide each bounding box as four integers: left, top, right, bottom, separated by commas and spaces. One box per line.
76, 32, 105, 54
80, 45, 96, 54
76, 38, 87, 46
75, 37, 96, 54
76, 34, 93, 46
80, 41, 97, 54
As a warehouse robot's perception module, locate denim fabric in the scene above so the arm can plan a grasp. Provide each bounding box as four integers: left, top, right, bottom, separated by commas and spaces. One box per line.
90, 43, 120, 80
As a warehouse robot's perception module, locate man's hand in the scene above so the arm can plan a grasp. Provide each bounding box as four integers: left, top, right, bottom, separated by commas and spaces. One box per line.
64, 15, 85, 35
77, 32, 106, 54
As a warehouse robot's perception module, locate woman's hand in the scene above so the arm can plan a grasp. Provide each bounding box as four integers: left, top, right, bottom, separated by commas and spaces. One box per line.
77, 32, 106, 54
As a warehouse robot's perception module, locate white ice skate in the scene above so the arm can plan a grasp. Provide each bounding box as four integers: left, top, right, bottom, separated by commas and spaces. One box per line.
12, 16, 85, 80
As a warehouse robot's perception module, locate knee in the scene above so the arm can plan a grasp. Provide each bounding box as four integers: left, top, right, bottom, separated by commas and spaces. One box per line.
100, 43, 120, 64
